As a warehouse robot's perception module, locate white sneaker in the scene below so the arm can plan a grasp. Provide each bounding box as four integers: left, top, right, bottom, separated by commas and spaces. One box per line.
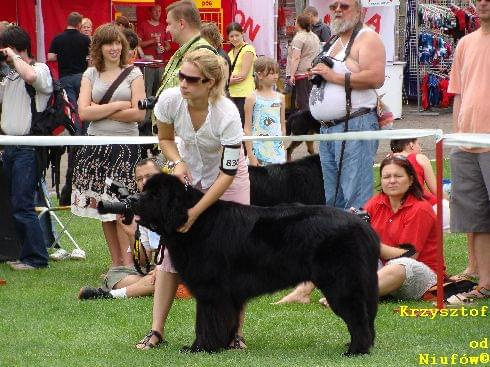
70, 248, 86, 260
49, 248, 70, 261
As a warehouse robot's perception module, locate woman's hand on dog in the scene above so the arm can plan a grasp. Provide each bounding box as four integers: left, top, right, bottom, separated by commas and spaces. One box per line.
177, 207, 200, 233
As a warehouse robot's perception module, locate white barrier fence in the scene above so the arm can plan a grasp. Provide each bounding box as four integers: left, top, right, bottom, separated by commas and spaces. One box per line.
0, 130, 488, 147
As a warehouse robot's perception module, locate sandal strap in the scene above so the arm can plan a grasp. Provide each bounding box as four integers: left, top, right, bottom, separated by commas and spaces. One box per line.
137, 329, 164, 349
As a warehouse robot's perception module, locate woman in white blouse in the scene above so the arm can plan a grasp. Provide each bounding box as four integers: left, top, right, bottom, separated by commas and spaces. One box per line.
136, 48, 250, 350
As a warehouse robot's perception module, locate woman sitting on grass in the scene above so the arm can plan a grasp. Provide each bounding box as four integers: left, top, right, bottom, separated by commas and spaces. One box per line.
364, 154, 442, 300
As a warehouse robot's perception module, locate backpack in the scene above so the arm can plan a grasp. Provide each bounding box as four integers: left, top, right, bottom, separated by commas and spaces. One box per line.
25, 77, 78, 136
25, 73, 79, 197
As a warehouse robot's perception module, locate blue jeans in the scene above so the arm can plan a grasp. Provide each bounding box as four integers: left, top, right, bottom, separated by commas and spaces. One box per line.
3, 146, 49, 267
319, 111, 379, 210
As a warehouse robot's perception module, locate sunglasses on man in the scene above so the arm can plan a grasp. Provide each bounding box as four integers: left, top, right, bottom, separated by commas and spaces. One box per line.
329, 2, 351, 11
178, 71, 210, 84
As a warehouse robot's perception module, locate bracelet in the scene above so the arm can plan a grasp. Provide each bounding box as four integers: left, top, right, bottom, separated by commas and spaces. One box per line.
173, 159, 184, 167
13, 55, 22, 61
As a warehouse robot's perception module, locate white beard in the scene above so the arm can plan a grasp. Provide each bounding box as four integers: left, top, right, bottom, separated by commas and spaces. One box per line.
331, 17, 359, 35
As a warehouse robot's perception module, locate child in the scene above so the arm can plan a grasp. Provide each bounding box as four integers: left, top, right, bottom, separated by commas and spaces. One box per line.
390, 138, 450, 230
244, 57, 286, 166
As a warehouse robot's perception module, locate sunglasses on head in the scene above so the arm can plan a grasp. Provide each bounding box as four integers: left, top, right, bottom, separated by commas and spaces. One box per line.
178, 71, 209, 84
329, 2, 351, 11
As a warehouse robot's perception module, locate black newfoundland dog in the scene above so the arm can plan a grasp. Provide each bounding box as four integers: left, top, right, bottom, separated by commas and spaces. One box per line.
249, 154, 325, 206
135, 173, 380, 355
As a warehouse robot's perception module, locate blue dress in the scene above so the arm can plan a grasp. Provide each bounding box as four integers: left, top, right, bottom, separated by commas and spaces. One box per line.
252, 92, 286, 165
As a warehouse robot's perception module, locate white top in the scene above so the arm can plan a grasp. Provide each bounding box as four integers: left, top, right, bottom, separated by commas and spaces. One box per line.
309, 28, 377, 121
0, 63, 53, 135
154, 87, 243, 189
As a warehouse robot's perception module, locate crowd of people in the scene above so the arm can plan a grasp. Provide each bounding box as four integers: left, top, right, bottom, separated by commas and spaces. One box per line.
0, 0, 488, 351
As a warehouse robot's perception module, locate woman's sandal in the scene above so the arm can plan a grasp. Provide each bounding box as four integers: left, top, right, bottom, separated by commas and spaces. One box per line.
461, 286, 490, 300
135, 330, 166, 350
228, 334, 247, 350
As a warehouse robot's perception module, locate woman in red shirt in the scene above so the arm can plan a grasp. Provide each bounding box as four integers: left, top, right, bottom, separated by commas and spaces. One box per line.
364, 155, 442, 299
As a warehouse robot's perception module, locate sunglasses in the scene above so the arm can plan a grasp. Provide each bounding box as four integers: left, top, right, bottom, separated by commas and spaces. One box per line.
329, 2, 351, 11
178, 71, 209, 84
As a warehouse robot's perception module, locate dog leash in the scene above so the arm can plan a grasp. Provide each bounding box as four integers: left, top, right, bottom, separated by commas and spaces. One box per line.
332, 22, 363, 208
333, 73, 352, 207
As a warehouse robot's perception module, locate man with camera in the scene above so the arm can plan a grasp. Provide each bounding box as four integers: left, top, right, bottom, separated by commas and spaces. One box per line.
78, 158, 162, 300
0, 26, 53, 270
309, 0, 385, 210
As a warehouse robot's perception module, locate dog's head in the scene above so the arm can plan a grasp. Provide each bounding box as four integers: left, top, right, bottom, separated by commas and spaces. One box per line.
133, 173, 192, 235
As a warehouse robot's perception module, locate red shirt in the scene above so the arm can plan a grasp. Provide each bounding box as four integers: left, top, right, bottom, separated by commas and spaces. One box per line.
364, 193, 442, 272
138, 20, 167, 58
406, 153, 436, 205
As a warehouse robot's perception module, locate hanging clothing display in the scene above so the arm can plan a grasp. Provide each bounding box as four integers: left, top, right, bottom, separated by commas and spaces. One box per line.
404, 0, 480, 109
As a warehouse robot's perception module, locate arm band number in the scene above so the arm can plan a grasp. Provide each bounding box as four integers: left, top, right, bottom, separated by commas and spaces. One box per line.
220, 145, 241, 175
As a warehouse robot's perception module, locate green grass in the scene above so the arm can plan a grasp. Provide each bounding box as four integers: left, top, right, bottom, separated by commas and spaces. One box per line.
0, 164, 488, 366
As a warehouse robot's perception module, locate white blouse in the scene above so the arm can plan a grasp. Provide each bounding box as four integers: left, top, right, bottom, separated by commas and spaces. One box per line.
154, 87, 243, 189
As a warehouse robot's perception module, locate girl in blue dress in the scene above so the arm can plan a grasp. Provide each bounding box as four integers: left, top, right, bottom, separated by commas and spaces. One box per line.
244, 57, 286, 166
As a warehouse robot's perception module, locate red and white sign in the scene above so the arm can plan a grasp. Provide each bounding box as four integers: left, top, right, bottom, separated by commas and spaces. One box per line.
234, 0, 275, 57
308, 0, 396, 61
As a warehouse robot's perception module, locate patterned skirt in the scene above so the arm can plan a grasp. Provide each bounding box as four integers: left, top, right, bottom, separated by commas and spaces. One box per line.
71, 144, 140, 221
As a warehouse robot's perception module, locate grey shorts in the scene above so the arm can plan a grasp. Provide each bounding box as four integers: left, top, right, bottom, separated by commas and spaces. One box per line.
386, 258, 437, 299
450, 148, 490, 232
101, 265, 140, 291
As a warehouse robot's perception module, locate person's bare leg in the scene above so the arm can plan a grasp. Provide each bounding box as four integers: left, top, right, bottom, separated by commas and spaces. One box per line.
113, 274, 155, 298
274, 281, 315, 304
136, 270, 179, 348
116, 221, 134, 266
473, 233, 490, 289
462, 233, 479, 276
378, 264, 406, 297
102, 221, 123, 267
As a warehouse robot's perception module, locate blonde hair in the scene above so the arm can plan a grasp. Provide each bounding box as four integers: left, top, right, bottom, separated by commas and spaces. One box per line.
91, 23, 129, 72
182, 48, 226, 103
253, 56, 279, 90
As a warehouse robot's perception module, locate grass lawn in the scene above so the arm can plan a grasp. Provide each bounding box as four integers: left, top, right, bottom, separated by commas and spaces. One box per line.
0, 160, 488, 367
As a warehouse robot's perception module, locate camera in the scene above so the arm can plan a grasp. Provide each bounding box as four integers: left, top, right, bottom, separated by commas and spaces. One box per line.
97, 178, 141, 225
138, 96, 158, 110
352, 208, 371, 223
310, 54, 334, 87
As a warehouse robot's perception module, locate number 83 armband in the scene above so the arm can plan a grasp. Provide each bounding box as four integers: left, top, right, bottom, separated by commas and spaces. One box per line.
220, 145, 241, 175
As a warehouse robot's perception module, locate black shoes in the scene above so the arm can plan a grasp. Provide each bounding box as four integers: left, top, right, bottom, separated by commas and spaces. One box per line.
78, 286, 113, 300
